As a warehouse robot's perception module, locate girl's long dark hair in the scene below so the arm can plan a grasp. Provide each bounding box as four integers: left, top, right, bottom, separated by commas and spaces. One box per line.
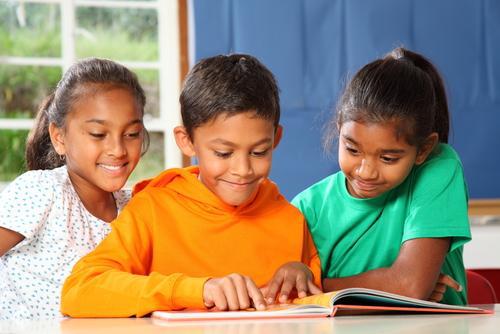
25, 58, 148, 170
326, 47, 450, 150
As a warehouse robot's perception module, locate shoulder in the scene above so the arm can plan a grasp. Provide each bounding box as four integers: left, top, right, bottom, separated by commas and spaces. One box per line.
407, 143, 468, 204
419, 144, 462, 169
0, 166, 69, 200
0, 166, 71, 239
290, 172, 342, 228
412, 144, 465, 186
120, 183, 171, 217
292, 172, 340, 208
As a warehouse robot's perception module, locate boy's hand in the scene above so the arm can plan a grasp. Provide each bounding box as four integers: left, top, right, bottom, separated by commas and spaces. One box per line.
263, 262, 322, 304
428, 273, 462, 302
203, 274, 266, 311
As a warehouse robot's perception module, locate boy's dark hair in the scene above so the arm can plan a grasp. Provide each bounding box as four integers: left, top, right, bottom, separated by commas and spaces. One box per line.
25, 58, 148, 170
180, 54, 280, 138
326, 47, 449, 150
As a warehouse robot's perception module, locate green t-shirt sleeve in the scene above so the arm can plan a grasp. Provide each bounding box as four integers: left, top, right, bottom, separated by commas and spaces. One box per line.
403, 154, 471, 252
292, 191, 318, 230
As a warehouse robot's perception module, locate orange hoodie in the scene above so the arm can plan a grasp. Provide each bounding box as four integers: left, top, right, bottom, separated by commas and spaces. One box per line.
61, 166, 321, 317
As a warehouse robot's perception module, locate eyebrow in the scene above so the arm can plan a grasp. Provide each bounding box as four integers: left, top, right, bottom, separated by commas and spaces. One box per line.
85, 119, 143, 125
209, 137, 273, 146
342, 135, 406, 154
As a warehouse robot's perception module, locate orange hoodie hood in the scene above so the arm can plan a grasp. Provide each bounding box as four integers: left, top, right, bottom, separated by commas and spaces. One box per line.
132, 166, 286, 217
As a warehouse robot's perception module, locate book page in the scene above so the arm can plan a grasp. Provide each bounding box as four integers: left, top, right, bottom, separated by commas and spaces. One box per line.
292, 291, 339, 307
153, 304, 331, 321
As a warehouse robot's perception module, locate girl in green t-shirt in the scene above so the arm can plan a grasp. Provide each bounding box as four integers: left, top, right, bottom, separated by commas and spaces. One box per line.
292, 47, 471, 305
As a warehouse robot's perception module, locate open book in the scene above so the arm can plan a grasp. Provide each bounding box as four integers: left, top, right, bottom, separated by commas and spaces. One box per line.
152, 287, 493, 321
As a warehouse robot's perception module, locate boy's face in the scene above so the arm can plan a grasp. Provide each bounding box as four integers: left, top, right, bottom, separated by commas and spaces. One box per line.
338, 121, 435, 199
176, 111, 281, 206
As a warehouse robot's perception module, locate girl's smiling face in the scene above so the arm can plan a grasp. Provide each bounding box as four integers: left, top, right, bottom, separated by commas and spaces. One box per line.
338, 120, 436, 199
50, 87, 144, 197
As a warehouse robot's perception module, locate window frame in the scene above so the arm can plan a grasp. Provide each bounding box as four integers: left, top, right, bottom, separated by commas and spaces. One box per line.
0, 0, 183, 168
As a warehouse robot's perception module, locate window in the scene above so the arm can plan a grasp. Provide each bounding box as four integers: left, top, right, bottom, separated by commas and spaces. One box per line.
0, 0, 183, 185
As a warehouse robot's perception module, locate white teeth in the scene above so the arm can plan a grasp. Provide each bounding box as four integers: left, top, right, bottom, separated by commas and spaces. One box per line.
100, 164, 122, 171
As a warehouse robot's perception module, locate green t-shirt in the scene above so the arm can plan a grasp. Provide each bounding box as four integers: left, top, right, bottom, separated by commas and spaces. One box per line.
292, 144, 471, 305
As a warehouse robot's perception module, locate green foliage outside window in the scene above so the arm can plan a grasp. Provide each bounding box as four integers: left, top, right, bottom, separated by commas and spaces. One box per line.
1, 3, 164, 183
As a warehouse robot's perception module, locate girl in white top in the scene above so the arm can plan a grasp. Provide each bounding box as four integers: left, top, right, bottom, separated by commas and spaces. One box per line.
0, 58, 148, 319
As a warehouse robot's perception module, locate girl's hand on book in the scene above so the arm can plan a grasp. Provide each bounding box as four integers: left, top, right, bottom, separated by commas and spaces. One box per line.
428, 273, 462, 302
203, 274, 267, 311
264, 262, 322, 305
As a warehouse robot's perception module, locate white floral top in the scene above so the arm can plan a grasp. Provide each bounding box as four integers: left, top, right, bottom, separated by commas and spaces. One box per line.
0, 166, 130, 319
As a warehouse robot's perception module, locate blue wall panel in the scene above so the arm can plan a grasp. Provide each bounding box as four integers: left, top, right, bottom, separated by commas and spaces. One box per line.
193, 0, 500, 199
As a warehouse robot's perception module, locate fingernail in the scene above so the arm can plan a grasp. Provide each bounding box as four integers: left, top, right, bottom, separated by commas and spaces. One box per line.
267, 298, 274, 304
257, 303, 266, 310
457, 284, 463, 292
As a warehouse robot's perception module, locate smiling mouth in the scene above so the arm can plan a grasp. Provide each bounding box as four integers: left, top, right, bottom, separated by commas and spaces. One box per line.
221, 179, 256, 188
98, 163, 128, 172
353, 179, 380, 191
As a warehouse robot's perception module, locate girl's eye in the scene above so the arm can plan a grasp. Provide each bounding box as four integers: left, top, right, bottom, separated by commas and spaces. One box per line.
125, 132, 141, 138
381, 156, 399, 163
345, 146, 359, 155
214, 151, 232, 158
89, 133, 105, 139
251, 149, 269, 157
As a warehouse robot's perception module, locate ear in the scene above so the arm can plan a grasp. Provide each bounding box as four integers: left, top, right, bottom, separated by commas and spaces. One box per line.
173, 126, 196, 157
415, 132, 439, 165
272, 125, 283, 149
48, 122, 66, 155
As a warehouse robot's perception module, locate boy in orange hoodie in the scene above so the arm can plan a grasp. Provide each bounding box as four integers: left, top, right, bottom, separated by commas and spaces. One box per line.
61, 54, 322, 317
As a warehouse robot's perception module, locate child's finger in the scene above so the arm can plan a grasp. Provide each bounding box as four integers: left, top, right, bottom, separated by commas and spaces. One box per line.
278, 275, 295, 303
209, 283, 228, 311
245, 277, 266, 310
264, 272, 284, 304
221, 276, 239, 311
433, 282, 446, 294
295, 275, 308, 298
232, 274, 251, 310
438, 274, 462, 292
260, 285, 269, 297
428, 291, 444, 302
307, 281, 323, 295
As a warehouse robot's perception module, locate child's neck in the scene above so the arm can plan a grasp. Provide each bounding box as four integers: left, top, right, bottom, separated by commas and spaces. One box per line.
79, 192, 117, 223
68, 175, 117, 223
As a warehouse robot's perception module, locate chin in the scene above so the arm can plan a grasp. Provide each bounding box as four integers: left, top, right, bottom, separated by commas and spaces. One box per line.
101, 181, 127, 193
224, 199, 246, 206
221, 195, 250, 206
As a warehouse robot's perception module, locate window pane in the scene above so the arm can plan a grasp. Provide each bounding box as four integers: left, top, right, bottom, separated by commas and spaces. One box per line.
128, 131, 164, 185
75, 7, 158, 61
0, 3, 60, 57
135, 69, 159, 118
0, 65, 62, 118
0, 129, 28, 181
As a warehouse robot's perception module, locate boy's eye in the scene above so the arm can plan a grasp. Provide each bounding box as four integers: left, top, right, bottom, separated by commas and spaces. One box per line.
251, 149, 269, 157
214, 151, 232, 158
89, 133, 105, 139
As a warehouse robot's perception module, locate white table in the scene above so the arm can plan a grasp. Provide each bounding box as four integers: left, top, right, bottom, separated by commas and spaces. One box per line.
1, 304, 498, 334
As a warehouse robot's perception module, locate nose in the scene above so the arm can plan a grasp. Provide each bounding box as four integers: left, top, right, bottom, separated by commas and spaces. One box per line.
356, 158, 378, 180
107, 136, 127, 158
230, 154, 254, 178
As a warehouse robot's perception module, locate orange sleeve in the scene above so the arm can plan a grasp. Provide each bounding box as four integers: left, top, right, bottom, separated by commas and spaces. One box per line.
302, 220, 323, 290
60, 194, 209, 317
